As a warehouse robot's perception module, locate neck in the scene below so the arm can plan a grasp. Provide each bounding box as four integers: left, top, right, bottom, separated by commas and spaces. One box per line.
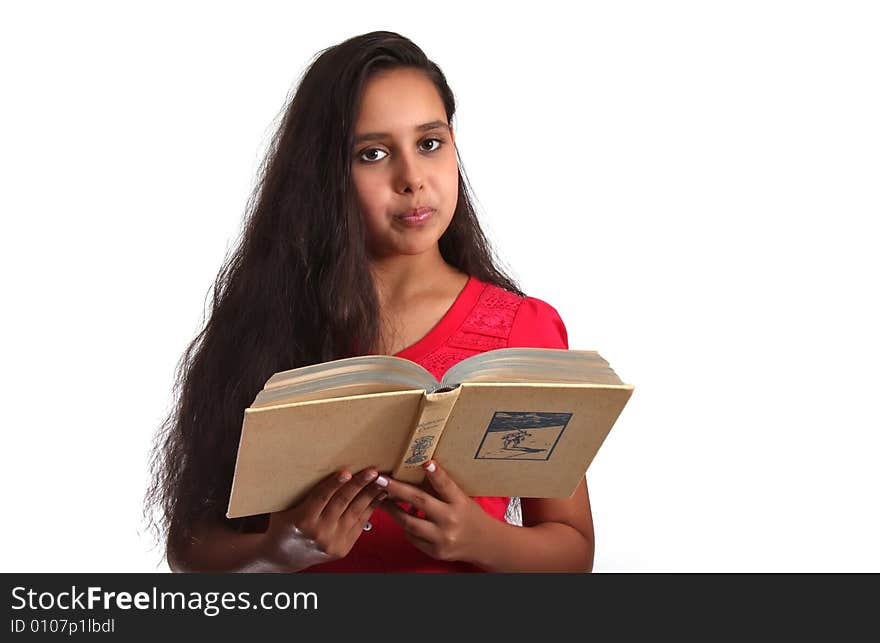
368, 245, 457, 306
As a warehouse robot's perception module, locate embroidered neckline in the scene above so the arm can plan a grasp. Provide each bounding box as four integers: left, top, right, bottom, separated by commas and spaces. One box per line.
393, 275, 485, 362
396, 277, 525, 382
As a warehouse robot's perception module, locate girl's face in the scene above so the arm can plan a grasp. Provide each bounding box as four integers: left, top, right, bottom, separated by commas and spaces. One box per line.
351, 67, 459, 259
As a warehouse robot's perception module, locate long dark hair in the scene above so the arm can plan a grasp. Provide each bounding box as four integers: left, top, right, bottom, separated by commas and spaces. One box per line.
143, 30, 524, 562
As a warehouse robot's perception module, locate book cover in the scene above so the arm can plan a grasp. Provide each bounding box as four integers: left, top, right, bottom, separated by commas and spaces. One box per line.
226, 349, 634, 519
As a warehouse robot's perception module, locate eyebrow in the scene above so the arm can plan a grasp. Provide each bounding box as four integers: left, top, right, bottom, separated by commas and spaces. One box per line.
353, 120, 449, 146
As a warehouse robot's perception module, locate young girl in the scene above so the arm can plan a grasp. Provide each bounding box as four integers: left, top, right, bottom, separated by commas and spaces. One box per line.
145, 31, 594, 573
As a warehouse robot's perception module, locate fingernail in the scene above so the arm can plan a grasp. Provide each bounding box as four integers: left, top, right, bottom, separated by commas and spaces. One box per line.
375, 475, 389, 488
425, 461, 436, 473
338, 471, 351, 483
363, 470, 378, 482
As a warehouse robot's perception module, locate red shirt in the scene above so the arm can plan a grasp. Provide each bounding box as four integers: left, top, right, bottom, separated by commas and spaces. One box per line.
301, 275, 569, 572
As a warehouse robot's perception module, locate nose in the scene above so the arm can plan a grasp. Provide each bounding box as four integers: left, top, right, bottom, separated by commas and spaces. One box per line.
394, 148, 424, 193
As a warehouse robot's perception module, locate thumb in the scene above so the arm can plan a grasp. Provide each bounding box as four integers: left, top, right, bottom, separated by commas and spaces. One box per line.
421, 460, 462, 503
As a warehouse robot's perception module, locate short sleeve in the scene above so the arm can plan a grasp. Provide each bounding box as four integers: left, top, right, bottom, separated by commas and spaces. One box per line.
507, 296, 569, 350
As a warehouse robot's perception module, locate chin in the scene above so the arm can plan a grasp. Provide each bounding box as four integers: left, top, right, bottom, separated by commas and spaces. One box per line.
395, 239, 441, 256
368, 237, 440, 258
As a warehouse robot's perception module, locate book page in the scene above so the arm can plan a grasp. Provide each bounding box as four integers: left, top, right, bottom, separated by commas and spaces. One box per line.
442, 348, 623, 387
252, 355, 440, 407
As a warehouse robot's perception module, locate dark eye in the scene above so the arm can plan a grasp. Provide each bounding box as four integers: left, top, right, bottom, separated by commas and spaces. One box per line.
357, 138, 445, 164
420, 138, 444, 152
359, 148, 388, 163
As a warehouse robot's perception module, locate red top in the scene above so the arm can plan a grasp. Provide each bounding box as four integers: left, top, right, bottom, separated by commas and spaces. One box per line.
301, 275, 569, 572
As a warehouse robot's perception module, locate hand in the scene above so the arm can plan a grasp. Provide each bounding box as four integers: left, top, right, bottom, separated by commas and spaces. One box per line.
261, 467, 387, 571
377, 460, 495, 565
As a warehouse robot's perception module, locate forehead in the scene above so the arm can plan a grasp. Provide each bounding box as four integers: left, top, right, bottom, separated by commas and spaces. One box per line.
355, 68, 445, 130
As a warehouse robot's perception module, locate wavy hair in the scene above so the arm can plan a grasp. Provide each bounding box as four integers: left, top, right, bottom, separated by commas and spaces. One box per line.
143, 30, 524, 563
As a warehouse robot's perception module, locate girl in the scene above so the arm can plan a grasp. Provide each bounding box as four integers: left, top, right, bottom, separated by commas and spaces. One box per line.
145, 31, 595, 573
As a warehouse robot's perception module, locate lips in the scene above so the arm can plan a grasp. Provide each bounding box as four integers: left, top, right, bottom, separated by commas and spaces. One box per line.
398, 206, 435, 219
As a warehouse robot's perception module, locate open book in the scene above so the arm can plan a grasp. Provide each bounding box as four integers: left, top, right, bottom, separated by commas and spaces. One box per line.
227, 348, 634, 519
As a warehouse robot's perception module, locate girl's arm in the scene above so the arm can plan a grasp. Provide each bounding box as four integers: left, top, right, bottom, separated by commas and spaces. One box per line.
474, 478, 594, 573
379, 462, 595, 573
167, 516, 289, 573
168, 467, 387, 572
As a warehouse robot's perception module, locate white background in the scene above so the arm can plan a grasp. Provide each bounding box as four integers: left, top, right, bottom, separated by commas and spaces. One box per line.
1, 1, 877, 572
